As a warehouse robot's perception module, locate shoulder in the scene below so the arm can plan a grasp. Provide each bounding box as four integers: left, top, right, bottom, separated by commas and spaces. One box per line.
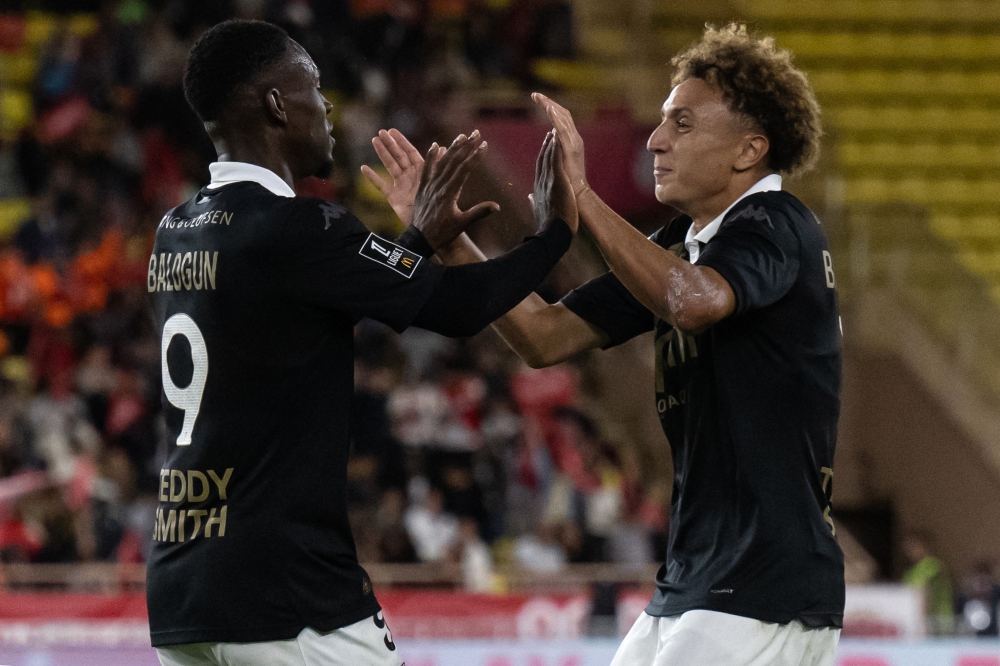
275, 196, 367, 241
726, 191, 815, 230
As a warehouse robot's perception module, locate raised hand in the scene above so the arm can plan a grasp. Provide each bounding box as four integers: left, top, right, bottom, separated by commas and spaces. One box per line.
361, 129, 425, 226
531, 93, 589, 196
531, 130, 579, 233
410, 131, 501, 251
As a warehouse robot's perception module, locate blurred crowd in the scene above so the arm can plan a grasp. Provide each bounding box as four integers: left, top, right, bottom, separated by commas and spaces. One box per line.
0, 0, 674, 583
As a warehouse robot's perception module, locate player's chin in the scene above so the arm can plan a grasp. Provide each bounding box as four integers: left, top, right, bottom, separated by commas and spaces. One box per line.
654, 183, 676, 206
313, 157, 335, 179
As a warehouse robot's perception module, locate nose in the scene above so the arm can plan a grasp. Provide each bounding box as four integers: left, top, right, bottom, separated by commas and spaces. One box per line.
323, 95, 334, 115
647, 122, 667, 153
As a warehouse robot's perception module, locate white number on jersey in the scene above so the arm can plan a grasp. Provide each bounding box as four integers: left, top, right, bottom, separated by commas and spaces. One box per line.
161, 313, 209, 446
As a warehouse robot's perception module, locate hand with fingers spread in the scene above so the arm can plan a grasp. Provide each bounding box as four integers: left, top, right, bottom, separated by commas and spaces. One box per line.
531, 130, 579, 233
410, 131, 501, 251
531, 92, 589, 196
361, 128, 426, 226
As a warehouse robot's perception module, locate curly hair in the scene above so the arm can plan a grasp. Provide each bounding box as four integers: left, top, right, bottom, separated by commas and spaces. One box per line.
671, 23, 822, 177
184, 20, 290, 122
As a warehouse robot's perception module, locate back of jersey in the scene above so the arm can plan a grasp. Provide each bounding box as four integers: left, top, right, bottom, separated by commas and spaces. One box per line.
145, 182, 387, 646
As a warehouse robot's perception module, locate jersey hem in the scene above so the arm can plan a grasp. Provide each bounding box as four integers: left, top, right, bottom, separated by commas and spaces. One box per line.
643, 601, 843, 629
149, 600, 382, 648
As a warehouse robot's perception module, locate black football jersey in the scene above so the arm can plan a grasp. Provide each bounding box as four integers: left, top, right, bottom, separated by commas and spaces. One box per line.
562, 190, 845, 627
146, 181, 444, 646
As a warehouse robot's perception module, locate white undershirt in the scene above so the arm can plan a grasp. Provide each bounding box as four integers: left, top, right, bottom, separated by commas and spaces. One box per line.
205, 162, 296, 198
684, 173, 782, 263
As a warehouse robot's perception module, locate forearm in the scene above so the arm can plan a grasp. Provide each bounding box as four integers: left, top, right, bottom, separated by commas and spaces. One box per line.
437, 234, 605, 367
411, 220, 572, 338
576, 187, 730, 333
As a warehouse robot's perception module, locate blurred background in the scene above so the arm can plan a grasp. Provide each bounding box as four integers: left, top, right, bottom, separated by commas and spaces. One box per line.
0, 0, 999, 664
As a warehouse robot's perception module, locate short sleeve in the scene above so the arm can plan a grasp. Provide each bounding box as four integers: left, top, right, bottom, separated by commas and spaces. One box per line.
283, 199, 445, 332
697, 198, 800, 316
560, 272, 654, 348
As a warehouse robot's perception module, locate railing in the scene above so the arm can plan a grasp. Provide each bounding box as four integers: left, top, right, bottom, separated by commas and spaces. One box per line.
0, 563, 660, 594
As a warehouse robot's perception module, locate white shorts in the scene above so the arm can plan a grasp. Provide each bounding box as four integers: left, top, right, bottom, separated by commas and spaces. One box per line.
610, 610, 840, 666
156, 612, 402, 666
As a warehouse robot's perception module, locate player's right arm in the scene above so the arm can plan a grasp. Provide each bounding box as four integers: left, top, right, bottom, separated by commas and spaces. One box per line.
437, 233, 606, 368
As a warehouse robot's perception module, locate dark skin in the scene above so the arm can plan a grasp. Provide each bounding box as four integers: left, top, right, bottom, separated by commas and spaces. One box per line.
203, 39, 497, 250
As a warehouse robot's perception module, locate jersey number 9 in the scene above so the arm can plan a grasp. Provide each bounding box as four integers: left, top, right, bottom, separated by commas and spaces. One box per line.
161, 313, 209, 446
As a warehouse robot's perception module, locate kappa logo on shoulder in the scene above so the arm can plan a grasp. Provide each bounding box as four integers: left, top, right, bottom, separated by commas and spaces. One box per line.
735, 205, 768, 222
359, 233, 421, 278
320, 202, 347, 229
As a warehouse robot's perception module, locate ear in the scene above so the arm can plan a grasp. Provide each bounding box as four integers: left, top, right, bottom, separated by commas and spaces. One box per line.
734, 133, 769, 172
265, 88, 287, 125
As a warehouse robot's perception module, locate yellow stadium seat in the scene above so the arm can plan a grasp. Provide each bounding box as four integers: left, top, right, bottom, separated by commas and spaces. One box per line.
0, 199, 30, 240
0, 88, 32, 138
0, 53, 36, 86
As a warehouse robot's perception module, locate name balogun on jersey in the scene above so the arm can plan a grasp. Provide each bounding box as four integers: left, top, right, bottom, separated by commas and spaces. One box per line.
148, 251, 219, 293
154, 467, 232, 543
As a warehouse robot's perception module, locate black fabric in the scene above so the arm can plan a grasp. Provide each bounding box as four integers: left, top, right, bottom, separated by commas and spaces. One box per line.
146, 182, 447, 647
394, 224, 435, 259
561, 190, 845, 628
412, 219, 572, 337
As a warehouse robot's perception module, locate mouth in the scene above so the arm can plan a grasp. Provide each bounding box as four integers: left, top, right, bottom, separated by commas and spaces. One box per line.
653, 167, 672, 179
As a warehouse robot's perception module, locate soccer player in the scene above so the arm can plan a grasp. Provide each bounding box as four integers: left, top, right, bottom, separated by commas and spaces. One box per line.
370, 24, 844, 666
147, 19, 577, 666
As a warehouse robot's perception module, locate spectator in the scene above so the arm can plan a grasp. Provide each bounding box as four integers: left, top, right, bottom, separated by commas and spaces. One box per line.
958, 559, 1000, 637
404, 484, 458, 562
902, 532, 955, 635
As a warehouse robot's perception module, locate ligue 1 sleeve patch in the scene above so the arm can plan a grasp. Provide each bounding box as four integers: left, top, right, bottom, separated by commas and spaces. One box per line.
359, 233, 422, 278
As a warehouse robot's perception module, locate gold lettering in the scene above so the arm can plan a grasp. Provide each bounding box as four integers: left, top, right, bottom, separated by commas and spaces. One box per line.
823, 251, 836, 288
187, 509, 207, 537
187, 470, 210, 502
687, 336, 698, 359
211, 210, 221, 224
824, 506, 836, 535
147, 255, 157, 292
203, 251, 218, 290
668, 395, 679, 408
192, 252, 203, 290
222, 211, 233, 225
654, 332, 669, 393
181, 252, 193, 290
820, 466, 834, 494
177, 510, 186, 541
208, 468, 233, 500
157, 253, 168, 292
169, 470, 187, 503
171, 254, 183, 291
205, 505, 227, 537
153, 508, 161, 540
159, 470, 169, 502
158, 508, 177, 542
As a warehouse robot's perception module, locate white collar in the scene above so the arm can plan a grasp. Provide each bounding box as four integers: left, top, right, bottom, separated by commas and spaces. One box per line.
206, 162, 296, 198
684, 173, 782, 263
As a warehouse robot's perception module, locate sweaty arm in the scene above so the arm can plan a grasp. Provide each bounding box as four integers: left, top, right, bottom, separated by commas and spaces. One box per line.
434, 233, 609, 368
407, 220, 579, 339
576, 188, 735, 334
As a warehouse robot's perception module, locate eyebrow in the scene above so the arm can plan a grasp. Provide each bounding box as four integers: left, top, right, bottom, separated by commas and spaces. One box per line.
665, 106, 694, 119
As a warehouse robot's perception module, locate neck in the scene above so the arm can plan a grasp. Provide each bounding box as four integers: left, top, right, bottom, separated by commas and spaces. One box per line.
206, 123, 295, 190
686, 169, 773, 233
